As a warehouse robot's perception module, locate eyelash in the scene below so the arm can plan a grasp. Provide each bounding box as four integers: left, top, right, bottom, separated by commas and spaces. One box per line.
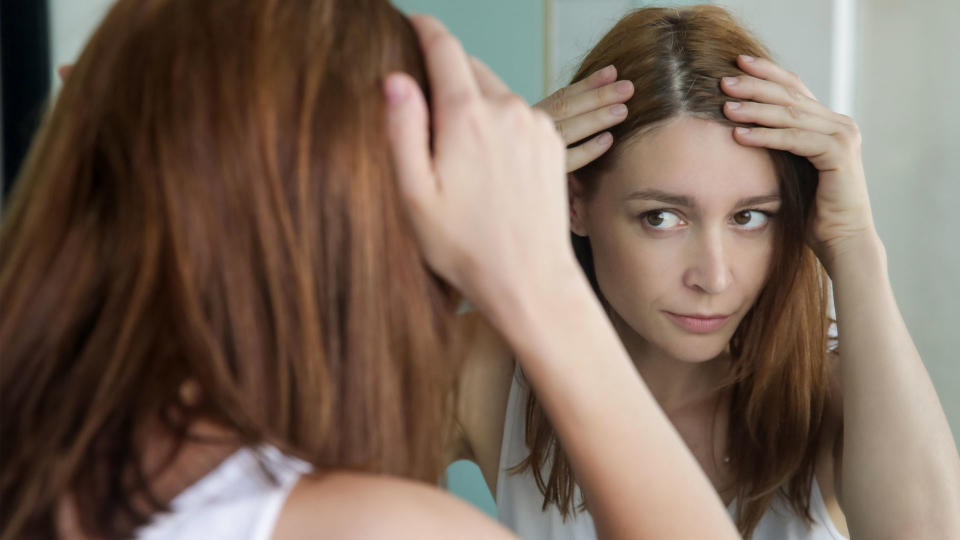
636, 209, 777, 232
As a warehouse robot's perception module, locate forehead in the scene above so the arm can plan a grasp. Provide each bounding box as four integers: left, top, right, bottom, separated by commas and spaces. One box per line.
602, 116, 778, 203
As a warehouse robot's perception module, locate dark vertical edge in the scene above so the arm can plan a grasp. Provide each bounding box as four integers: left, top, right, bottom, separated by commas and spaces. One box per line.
1, 0, 52, 202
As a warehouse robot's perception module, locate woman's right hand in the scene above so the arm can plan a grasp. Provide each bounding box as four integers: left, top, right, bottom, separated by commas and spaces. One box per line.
533, 67, 634, 172
384, 20, 742, 540
384, 15, 577, 317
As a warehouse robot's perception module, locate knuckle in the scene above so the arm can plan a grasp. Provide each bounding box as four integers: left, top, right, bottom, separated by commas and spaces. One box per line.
552, 85, 569, 101
450, 98, 485, 129
851, 127, 862, 146
786, 105, 804, 120
502, 93, 529, 114
449, 91, 476, 108
838, 123, 862, 147
449, 93, 481, 115
497, 94, 534, 127
837, 114, 860, 132
840, 114, 860, 132
787, 87, 804, 103
429, 31, 461, 54
594, 85, 609, 105
547, 93, 569, 118
786, 128, 801, 144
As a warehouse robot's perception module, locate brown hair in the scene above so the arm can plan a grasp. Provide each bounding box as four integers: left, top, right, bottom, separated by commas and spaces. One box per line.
514, 6, 833, 538
0, 0, 458, 538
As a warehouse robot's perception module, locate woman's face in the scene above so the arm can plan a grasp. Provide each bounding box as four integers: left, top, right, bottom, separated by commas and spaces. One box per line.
572, 116, 780, 363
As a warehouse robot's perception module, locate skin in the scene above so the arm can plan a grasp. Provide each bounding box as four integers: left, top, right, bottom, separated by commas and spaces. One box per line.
54, 24, 958, 540
532, 65, 635, 172
392, 15, 739, 539
450, 55, 960, 540
56, 15, 743, 540
570, 116, 778, 371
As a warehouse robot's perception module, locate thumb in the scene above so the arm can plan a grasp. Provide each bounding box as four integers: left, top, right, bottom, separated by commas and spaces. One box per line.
384, 72, 436, 211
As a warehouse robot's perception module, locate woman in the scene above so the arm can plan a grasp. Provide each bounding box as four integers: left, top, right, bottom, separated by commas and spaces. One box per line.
448, 5, 960, 539
0, 0, 740, 538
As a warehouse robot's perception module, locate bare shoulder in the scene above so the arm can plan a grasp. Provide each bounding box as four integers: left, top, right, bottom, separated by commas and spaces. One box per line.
271, 471, 515, 540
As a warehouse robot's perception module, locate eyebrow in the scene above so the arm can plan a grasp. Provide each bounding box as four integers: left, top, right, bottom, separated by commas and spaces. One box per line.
624, 188, 781, 208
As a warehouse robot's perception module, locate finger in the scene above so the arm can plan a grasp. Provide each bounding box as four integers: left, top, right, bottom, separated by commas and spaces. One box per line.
384, 73, 437, 209
733, 126, 833, 159
721, 74, 831, 116
408, 15, 480, 110
539, 79, 634, 121
469, 57, 511, 98
724, 100, 845, 135
58, 64, 74, 82
566, 132, 614, 172
554, 103, 628, 145
570, 65, 619, 94
539, 66, 618, 113
736, 55, 816, 100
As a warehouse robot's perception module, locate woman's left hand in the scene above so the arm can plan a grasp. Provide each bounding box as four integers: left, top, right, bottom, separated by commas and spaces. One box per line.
720, 55, 876, 271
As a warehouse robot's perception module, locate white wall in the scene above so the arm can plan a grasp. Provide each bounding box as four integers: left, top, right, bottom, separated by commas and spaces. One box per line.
716, 0, 836, 107
549, 0, 706, 93
549, 0, 836, 102
855, 0, 960, 444
48, 0, 116, 86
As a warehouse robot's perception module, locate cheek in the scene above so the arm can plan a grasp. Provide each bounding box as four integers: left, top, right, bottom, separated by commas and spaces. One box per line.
587, 221, 675, 304
731, 234, 776, 298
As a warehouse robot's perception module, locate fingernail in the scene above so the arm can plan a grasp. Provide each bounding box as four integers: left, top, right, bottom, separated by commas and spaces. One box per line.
610, 104, 628, 116
596, 132, 613, 146
384, 76, 409, 104
600, 65, 616, 79
740, 54, 756, 63
726, 101, 742, 110
723, 76, 739, 86
735, 127, 751, 135
615, 80, 634, 95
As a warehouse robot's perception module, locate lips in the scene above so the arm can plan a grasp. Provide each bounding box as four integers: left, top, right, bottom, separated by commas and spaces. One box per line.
663, 311, 732, 334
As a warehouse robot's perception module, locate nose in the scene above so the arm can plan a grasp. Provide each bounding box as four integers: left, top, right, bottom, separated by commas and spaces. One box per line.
682, 230, 733, 295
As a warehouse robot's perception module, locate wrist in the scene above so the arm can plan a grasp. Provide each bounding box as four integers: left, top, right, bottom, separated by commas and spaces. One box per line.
475, 255, 595, 354
822, 229, 887, 285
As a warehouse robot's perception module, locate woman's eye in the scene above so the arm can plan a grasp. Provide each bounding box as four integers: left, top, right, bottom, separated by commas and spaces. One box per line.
732, 210, 769, 229
642, 210, 683, 229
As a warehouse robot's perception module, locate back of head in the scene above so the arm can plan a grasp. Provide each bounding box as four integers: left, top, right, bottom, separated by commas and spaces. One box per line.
0, 1, 455, 538
519, 6, 832, 538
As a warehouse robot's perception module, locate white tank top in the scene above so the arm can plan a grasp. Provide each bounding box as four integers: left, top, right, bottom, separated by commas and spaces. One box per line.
136, 445, 311, 540
496, 369, 848, 540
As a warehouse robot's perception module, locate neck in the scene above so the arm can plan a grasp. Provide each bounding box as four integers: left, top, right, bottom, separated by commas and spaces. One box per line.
608, 309, 729, 413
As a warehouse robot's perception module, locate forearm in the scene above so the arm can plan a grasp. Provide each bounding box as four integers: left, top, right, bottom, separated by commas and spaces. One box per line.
482, 262, 739, 540
830, 232, 960, 538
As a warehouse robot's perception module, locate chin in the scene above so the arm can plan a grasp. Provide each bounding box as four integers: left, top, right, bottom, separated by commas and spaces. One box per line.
660, 337, 729, 364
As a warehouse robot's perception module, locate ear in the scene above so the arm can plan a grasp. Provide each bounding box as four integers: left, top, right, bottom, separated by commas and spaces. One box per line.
568, 174, 589, 237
